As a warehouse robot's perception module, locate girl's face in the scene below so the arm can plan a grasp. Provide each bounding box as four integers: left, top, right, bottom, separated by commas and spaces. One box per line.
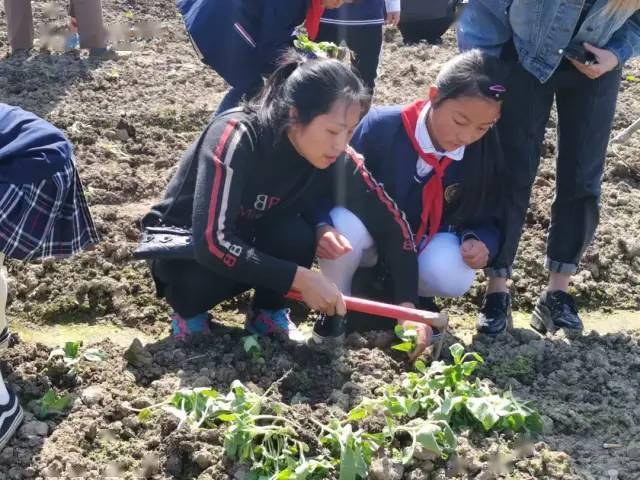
427, 86, 501, 152
287, 100, 361, 170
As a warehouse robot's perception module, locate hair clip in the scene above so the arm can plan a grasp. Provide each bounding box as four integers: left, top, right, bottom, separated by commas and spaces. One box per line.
488, 84, 507, 99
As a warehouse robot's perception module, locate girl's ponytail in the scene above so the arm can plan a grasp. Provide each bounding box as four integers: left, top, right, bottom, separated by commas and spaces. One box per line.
257, 50, 307, 110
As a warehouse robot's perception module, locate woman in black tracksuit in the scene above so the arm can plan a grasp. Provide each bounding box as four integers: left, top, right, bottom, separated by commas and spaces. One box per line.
142, 51, 431, 356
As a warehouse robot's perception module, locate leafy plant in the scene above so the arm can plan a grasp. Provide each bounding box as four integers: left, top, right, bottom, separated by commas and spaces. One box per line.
293, 33, 340, 59
155, 344, 542, 479
243, 335, 265, 363
31, 389, 73, 418
47, 341, 108, 376
391, 324, 419, 354
319, 420, 383, 480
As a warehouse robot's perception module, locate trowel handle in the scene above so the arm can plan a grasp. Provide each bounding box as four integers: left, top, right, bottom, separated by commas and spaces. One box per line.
285, 291, 448, 329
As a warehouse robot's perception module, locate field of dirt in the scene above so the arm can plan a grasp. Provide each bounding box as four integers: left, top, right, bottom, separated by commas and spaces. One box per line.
0, 1, 639, 479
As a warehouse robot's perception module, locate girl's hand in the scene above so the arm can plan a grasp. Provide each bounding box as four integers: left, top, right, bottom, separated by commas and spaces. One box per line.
292, 267, 347, 316
398, 302, 432, 362
569, 43, 619, 79
316, 225, 353, 260
460, 238, 489, 269
386, 11, 401, 27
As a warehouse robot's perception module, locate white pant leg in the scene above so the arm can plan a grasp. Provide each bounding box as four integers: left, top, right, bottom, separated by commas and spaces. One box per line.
0, 253, 6, 333
418, 233, 475, 298
318, 207, 378, 295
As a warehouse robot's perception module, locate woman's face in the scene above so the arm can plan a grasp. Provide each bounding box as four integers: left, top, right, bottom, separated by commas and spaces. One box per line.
287, 100, 362, 170
427, 86, 501, 152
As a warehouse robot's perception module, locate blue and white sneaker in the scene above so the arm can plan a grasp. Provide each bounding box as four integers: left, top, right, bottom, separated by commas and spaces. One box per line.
65, 32, 80, 51
0, 327, 9, 351
245, 308, 305, 344
0, 387, 24, 452
171, 312, 212, 342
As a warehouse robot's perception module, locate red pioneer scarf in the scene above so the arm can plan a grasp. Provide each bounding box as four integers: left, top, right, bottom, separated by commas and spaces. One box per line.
401, 100, 453, 250
305, 0, 325, 40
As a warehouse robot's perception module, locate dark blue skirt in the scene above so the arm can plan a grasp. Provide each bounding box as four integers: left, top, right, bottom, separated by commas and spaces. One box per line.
0, 159, 99, 261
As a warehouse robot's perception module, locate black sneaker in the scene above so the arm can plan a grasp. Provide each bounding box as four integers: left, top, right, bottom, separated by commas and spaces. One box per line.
311, 314, 346, 345
476, 292, 513, 336
0, 387, 24, 452
531, 290, 583, 335
418, 297, 443, 342
0, 327, 8, 351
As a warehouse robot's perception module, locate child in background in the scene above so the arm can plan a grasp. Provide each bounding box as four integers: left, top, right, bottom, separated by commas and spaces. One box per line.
317, 0, 401, 93
177, 0, 351, 114
0, 104, 99, 451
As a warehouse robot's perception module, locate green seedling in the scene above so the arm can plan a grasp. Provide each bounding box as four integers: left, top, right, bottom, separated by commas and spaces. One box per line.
31, 389, 73, 418
392, 324, 418, 353
47, 341, 108, 376
293, 33, 340, 59
157, 344, 542, 478
242, 335, 265, 363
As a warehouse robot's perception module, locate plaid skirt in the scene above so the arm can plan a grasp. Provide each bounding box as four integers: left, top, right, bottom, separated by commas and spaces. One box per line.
0, 159, 100, 261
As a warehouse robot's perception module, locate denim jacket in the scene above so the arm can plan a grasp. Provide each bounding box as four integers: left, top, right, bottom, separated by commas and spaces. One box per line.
457, 0, 640, 82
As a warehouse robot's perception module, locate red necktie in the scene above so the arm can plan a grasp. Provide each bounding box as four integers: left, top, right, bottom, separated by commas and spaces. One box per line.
401, 100, 453, 250
305, 0, 325, 40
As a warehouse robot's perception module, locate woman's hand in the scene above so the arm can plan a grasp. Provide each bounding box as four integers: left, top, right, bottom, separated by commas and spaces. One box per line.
460, 238, 489, 269
386, 10, 401, 27
316, 225, 353, 260
292, 267, 347, 316
398, 302, 432, 362
569, 43, 619, 79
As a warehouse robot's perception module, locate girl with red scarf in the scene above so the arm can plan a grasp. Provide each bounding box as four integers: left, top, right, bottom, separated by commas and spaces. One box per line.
177, 0, 351, 115
312, 50, 509, 344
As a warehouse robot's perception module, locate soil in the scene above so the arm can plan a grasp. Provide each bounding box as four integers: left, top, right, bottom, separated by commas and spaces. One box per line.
0, 1, 639, 479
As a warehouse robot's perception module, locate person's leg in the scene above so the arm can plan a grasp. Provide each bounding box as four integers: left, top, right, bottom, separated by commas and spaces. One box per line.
418, 233, 475, 298
245, 214, 316, 341
0, 254, 8, 351
344, 25, 382, 93
531, 67, 621, 334
316, 207, 380, 339
478, 62, 555, 335
4, 0, 34, 51
0, 369, 23, 453
72, 0, 108, 49
152, 258, 248, 340
0, 373, 7, 404
319, 207, 378, 295
215, 78, 264, 115
316, 22, 343, 45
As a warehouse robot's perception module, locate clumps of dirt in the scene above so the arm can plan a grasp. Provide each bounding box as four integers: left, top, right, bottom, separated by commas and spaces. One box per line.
471, 328, 640, 478
4, 326, 630, 479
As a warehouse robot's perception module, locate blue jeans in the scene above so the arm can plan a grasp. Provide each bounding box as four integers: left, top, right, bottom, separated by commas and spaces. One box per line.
487, 61, 621, 278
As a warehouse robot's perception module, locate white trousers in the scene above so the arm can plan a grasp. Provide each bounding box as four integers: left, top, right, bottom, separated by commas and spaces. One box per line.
0, 253, 6, 334
319, 207, 476, 298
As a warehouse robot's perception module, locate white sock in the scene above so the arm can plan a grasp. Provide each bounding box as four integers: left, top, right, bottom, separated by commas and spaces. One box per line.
0, 371, 9, 405
0, 253, 6, 333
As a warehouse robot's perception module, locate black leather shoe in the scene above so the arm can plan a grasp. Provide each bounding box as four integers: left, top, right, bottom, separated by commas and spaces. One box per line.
531, 290, 583, 335
476, 292, 513, 336
311, 314, 346, 345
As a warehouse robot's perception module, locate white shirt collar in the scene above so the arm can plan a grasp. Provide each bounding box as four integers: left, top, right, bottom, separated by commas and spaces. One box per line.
414, 101, 465, 177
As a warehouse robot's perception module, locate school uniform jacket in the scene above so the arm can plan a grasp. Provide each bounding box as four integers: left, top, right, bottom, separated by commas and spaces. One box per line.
320, 0, 400, 26
144, 108, 419, 305
349, 105, 502, 259
0, 103, 70, 184
177, 0, 311, 87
